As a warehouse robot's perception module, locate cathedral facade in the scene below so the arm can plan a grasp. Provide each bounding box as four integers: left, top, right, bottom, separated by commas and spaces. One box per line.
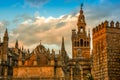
0, 4, 120, 80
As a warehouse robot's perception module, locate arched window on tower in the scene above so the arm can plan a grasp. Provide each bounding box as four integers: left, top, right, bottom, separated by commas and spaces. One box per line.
77, 41, 79, 47
87, 41, 89, 47
84, 41, 86, 47
80, 26, 83, 33
80, 39, 83, 47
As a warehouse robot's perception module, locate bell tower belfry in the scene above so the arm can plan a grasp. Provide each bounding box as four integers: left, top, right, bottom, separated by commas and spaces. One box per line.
71, 4, 90, 59
77, 4, 86, 34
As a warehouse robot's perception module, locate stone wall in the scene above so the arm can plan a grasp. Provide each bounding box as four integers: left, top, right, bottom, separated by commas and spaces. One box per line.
92, 21, 120, 80
106, 27, 120, 79
13, 66, 55, 78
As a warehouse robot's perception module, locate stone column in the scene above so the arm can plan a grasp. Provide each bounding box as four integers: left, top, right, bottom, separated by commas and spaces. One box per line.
70, 66, 73, 80
0, 66, 2, 77
81, 68, 84, 80
18, 60, 22, 66
4, 67, 8, 79
33, 60, 37, 65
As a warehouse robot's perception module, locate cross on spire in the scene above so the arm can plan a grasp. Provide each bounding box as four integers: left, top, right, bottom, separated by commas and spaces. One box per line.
40, 40, 42, 45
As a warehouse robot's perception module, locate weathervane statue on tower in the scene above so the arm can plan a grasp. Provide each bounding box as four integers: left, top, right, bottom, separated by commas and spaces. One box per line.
81, 3, 83, 9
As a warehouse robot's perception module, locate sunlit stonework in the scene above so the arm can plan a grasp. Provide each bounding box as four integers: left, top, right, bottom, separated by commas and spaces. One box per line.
0, 4, 120, 80
92, 20, 120, 80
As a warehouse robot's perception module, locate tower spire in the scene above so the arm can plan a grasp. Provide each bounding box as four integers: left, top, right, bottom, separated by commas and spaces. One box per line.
4, 28, 8, 37
61, 37, 65, 51
77, 3, 86, 33
3, 28, 9, 43
15, 40, 18, 49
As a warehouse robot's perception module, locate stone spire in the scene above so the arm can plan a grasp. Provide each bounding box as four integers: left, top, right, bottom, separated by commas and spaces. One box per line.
15, 40, 18, 49
3, 28, 9, 42
22, 46, 24, 51
60, 37, 69, 64
61, 37, 67, 56
61, 37, 65, 51
4, 28, 8, 37
28, 49, 30, 54
77, 3, 86, 33
3, 28, 9, 62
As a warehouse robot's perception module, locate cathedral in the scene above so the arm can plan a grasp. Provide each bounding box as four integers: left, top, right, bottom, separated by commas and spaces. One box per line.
0, 4, 120, 80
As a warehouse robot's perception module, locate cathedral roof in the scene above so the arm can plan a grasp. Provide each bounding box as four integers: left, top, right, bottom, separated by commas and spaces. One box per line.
31, 43, 50, 65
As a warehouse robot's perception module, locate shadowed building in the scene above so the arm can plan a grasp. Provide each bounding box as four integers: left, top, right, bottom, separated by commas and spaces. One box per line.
92, 21, 120, 80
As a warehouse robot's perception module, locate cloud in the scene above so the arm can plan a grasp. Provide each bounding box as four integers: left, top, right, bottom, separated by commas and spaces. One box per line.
25, 0, 49, 8
8, 0, 120, 57
84, 0, 120, 27
0, 22, 5, 36
13, 14, 33, 24
9, 13, 78, 57
0, 20, 9, 35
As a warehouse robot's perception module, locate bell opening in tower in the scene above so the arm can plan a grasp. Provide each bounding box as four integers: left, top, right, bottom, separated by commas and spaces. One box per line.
80, 26, 83, 33
80, 39, 83, 47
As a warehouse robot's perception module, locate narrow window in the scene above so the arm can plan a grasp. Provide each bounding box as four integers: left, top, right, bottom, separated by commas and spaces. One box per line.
77, 41, 79, 47
87, 41, 89, 46
80, 39, 83, 46
84, 41, 86, 47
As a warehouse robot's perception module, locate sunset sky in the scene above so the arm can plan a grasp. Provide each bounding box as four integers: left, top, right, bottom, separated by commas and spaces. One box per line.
0, 0, 120, 57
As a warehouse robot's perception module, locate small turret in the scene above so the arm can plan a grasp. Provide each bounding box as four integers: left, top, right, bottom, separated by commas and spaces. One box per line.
3, 28, 9, 43
104, 20, 108, 28
47, 48, 50, 54
98, 24, 101, 30
61, 37, 67, 57
59, 50, 61, 55
22, 46, 24, 51
101, 22, 104, 28
110, 21, 114, 27
50, 49, 55, 65
116, 21, 119, 28
3, 28, 9, 62
4, 28, 8, 37
61, 37, 65, 51
27, 49, 30, 54
18, 51, 23, 66
88, 29, 90, 38
52, 49, 55, 55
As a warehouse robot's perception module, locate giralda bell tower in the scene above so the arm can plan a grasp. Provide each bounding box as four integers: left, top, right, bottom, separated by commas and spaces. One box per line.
71, 4, 90, 59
